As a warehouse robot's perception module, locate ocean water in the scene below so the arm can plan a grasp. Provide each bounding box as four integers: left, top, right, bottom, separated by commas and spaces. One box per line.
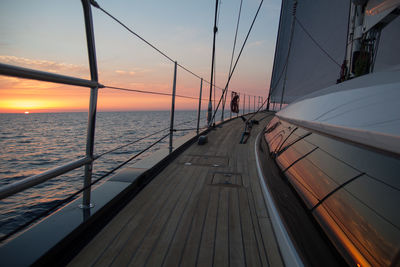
0, 110, 232, 239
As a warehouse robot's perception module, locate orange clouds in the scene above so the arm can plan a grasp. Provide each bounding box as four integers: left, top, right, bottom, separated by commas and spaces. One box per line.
0, 55, 211, 113
0, 55, 89, 78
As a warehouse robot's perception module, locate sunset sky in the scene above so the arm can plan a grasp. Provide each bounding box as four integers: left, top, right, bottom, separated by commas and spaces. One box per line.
0, 0, 280, 113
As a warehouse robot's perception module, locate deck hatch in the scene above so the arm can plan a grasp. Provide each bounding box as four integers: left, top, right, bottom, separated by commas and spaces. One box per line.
180, 155, 229, 167
211, 172, 242, 187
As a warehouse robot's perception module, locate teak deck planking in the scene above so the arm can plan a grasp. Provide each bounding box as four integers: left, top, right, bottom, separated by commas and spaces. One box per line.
69, 113, 283, 267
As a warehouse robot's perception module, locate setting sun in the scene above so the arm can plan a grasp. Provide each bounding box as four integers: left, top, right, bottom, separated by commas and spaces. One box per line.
24, 111, 29, 114
0, 99, 61, 111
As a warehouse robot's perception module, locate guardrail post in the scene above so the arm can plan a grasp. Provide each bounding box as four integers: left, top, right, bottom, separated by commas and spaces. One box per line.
221, 88, 228, 122
230, 92, 232, 119
237, 93, 240, 118
196, 78, 203, 135
81, 0, 99, 210
243, 94, 245, 115
261, 97, 264, 110
221, 92, 225, 123
169, 61, 177, 153
254, 95, 256, 112
248, 95, 250, 114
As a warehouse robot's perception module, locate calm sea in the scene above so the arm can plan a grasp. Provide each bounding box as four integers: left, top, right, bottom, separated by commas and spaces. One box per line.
0, 110, 232, 239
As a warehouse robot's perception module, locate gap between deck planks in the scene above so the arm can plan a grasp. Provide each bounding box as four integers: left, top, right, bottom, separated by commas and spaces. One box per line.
69, 113, 283, 267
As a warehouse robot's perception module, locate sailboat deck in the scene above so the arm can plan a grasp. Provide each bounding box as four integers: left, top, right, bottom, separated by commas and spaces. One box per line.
69, 113, 283, 267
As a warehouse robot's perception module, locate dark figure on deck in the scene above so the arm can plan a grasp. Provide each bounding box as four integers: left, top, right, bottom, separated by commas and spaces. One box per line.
231, 92, 239, 113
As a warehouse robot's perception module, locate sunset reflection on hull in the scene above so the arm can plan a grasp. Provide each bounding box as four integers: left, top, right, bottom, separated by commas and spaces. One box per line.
264, 116, 400, 266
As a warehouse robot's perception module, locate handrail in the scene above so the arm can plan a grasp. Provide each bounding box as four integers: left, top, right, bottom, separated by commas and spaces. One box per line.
0, 157, 91, 201
0, 63, 103, 88
0, 0, 267, 241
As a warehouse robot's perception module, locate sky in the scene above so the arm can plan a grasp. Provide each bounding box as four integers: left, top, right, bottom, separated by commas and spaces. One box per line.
0, 0, 281, 113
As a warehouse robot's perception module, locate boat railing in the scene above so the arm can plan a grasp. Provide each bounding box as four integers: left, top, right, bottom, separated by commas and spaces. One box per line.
0, 0, 266, 241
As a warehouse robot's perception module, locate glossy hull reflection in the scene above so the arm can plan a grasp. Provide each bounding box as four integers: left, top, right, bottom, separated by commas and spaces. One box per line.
263, 116, 400, 266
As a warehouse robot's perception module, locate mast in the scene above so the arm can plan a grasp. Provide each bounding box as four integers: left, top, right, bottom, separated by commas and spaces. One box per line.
207, 0, 219, 126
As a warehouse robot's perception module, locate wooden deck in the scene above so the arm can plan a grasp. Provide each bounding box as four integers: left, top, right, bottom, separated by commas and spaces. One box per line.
68, 113, 283, 267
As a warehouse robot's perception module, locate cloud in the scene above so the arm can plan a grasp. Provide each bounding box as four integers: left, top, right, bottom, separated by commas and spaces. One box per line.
0, 55, 88, 75
248, 40, 265, 47
0, 76, 62, 92
115, 70, 136, 76
114, 68, 152, 77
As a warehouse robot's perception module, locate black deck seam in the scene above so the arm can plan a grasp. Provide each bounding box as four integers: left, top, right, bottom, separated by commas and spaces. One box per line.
126, 170, 195, 266
194, 185, 214, 267
174, 185, 211, 267
108, 167, 192, 266
176, 186, 212, 267
237, 187, 248, 267
248, 167, 270, 266
89, 167, 179, 266
245, 175, 264, 266
240, 140, 264, 266
142, 167, 204, 266
162, 169, 208, 267
227, 190, 231, 267
211, 187, 222, 267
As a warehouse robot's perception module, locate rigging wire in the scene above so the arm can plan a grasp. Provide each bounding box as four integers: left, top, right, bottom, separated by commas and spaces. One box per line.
294, 16, 341, 67
90, 1, 268, 99
268, 15, 342, 107
91, 1, 229, 93
210, 0, 265, 124
223, 0, 244, 117
228, 0, 244, 77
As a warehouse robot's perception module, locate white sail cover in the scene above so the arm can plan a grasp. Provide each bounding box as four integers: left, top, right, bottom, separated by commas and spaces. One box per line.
269, 0, 350, 104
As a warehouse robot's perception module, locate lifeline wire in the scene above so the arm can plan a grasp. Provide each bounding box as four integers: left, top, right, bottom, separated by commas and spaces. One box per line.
2, 115, 199, 242
0, 133, 170, 243
104, 85, 208, 101
96, 117, 198, 159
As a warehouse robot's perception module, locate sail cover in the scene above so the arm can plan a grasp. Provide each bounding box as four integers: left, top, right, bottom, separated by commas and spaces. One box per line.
269, 0, 350, 104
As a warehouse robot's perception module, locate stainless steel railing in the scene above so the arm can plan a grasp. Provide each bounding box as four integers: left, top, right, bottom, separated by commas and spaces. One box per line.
0, 0, 265, 213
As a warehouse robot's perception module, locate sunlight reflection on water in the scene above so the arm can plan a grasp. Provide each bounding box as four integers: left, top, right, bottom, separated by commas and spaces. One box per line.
0, 110, 220, 238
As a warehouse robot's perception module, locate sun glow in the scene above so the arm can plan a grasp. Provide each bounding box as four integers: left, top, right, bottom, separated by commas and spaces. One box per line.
24, 111, 29, 114
0, 99, 60, 111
